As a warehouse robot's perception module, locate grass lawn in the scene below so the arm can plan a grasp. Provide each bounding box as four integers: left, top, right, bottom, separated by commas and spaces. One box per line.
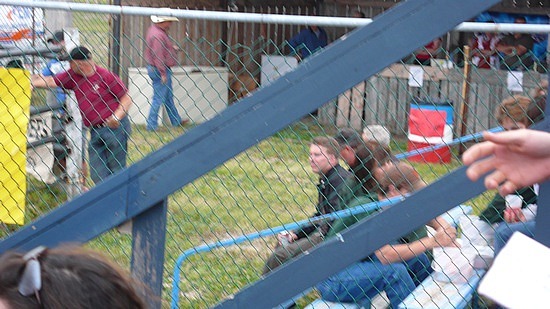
2, 4, 497, 307
17, 115, 497, 308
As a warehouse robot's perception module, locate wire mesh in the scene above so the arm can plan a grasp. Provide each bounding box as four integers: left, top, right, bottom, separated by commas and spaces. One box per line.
0, 2, 547, 308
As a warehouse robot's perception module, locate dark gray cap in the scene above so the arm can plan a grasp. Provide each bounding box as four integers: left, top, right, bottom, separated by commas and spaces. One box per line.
69, 46, 92, 60
47, 31, 64, 44
334, 128, 363, 149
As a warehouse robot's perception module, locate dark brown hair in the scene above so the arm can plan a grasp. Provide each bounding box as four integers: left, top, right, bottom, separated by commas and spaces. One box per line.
0, 245, 147, 309
350, 142, 378, 194
366, 141, 393, 167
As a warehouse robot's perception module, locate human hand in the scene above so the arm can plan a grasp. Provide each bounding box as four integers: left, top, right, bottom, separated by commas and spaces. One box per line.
105, 115, 121, 128
433, 226, 457, 247
463, 129, 550, 196
277, 231, 297, 246
161, 75, 168, 84
503, 207, 526, 223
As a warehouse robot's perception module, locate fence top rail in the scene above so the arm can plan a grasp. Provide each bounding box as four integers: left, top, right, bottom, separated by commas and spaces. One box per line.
2, 0, 550, 33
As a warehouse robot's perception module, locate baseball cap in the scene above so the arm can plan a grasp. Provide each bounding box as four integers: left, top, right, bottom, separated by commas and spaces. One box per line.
151, 15, 179, 23
69, 46, 92, 60
47, 31, 64, 44
334, 128, 363, 149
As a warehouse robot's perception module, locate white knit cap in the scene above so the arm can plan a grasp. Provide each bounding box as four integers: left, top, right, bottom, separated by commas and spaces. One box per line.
362, 125, 391, 147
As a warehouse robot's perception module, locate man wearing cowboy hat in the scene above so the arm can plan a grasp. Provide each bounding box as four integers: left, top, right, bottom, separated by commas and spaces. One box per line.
145, 15, 189, 131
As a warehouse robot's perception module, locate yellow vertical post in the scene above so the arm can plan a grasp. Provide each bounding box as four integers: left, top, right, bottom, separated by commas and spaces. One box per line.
0, 68, 31, 225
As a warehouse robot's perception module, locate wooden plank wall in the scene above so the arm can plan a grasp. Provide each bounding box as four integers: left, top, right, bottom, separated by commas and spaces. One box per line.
318, 63, 546, 138
117, 1, 395, 84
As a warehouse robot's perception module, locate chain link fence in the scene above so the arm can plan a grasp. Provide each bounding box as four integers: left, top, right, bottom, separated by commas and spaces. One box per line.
0, 2, 548, 308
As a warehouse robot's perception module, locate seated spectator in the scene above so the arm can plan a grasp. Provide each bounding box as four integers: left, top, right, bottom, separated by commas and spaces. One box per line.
334, 127, 363, 168
496, 16, 534, 70
0, 245, 146, 309
481, 93, 545, 257
362, 125, 399, 164
469, 26, 501, 69
479, 95, 540, 227
412, 37, 443, 65
494, 220, 536, 256
288, 24, 328, 61
315, 162, 456, 307
262, 136, 351, 274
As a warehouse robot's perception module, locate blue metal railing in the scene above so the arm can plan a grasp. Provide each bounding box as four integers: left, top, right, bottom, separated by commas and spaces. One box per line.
169, 127, 495, 308
394, 126, 503, 160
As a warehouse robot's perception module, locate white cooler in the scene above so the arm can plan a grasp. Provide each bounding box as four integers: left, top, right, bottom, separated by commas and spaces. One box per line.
127, 66, 229, 126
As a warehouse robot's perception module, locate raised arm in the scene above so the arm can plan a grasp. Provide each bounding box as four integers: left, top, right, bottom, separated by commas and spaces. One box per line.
105, 93, 133, 128
31, 74, 58, 89
375, 216, 457, 264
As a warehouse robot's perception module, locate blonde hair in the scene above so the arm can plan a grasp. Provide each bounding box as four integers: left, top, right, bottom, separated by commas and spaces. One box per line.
311, 136, 341, 157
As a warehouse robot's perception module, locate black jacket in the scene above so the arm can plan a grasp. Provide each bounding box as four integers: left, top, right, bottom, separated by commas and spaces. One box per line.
295, 164, 351, 238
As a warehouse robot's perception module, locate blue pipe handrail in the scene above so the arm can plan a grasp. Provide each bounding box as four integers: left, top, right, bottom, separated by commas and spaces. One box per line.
170, 197, 400, 308
394, 126, 503, 160
170, 127, 496, 308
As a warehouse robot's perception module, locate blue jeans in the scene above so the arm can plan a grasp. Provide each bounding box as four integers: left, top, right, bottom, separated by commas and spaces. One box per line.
146, 66, 182, 130
88, 117, 131, 184
494, 221, 536, 256
403, 254, 432, 286
316, 260, 417, 308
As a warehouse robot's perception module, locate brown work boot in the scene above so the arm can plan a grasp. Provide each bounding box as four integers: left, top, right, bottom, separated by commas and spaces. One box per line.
179, 119, 190, 126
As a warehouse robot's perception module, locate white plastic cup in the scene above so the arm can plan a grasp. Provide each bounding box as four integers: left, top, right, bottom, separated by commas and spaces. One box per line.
505, 195, 523, 209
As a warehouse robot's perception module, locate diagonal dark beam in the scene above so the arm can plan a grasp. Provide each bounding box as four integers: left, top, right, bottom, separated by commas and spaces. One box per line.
213, 1, 504, 307
1, 0, 498, 293
215, 167, 489, 308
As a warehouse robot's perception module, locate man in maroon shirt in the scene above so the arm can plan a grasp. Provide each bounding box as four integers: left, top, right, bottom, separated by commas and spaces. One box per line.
31, 46, 132, 185
145, 15, 188, 131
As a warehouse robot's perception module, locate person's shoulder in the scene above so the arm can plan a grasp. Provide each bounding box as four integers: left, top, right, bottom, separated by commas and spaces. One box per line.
499, 34, 514, 43
95, 66, 110, 75
96, 66, 119, 77
334, 164, 352, 177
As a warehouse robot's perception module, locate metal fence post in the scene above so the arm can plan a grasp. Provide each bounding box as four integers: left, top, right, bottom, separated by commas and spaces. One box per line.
130, 199, 168, 309
64, 92, 84, 199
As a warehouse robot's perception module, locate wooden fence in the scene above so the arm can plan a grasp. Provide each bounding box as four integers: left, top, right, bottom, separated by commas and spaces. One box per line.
318, 63, 546, 138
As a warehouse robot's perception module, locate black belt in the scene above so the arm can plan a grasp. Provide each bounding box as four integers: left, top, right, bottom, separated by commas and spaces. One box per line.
91, 122, 108, 129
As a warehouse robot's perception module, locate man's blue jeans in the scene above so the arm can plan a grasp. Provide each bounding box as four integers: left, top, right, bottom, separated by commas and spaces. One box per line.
88, 117, 131, 184
494, 220, 536, 256
146, 66, 182, 131
316, 259, 418, 308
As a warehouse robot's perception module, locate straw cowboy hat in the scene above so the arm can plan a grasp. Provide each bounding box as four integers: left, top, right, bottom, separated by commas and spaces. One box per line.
151, 15, 179, 23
